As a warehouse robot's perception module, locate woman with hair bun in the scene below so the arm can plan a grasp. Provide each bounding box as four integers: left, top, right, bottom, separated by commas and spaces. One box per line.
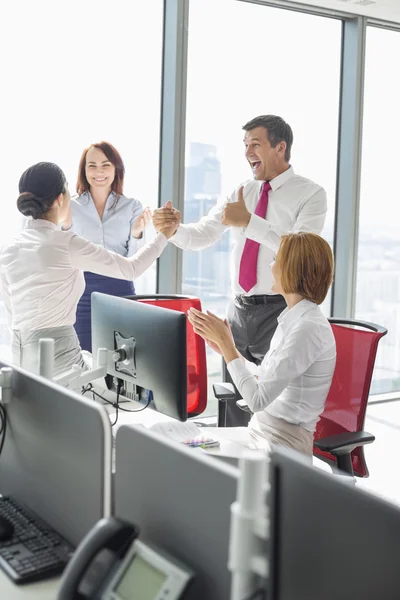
61, 142, 151, 352
0, 162, 178, 376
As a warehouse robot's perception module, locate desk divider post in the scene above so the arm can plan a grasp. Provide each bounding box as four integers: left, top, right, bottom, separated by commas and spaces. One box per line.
230, 452, 269, 600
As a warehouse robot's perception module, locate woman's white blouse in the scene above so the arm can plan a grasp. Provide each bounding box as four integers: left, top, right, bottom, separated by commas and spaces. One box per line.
0, 219, 167, 331
228, 299, 336, 433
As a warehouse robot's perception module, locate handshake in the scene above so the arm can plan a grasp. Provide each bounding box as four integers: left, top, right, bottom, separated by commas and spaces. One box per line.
131, 201, 182, 240
152, 200, 182, 239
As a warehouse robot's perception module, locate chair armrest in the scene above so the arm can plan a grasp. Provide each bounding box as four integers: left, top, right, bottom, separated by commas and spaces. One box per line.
236, 399, 252, 414
314, 431, 375, 455
212, 382, 236, 401
213, 383, 236, 428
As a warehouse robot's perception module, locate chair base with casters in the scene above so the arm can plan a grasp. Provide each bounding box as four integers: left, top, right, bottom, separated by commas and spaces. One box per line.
213, 317, 387, 479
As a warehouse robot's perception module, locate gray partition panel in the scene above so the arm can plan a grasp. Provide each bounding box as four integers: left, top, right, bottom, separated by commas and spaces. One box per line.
268, 447, 400, 600
0, 361, 112, 547
115, 424, 239, 600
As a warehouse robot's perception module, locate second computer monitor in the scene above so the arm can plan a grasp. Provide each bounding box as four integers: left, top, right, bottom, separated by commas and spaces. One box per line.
91, 292, 187, 421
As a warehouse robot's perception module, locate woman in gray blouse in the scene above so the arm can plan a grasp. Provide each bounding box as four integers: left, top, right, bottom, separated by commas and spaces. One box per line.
62, 141, 151, 351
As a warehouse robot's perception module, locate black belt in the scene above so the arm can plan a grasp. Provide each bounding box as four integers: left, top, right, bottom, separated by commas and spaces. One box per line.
235, 294, 284, 306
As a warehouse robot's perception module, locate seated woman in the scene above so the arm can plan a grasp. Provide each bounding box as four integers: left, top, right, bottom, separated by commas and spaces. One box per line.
0, 162, 177, 377
188, 232, 336, 456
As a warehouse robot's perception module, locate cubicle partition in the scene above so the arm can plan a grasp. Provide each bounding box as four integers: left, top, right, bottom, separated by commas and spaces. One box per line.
267, 447, 400, 600
114, 424, 239, 600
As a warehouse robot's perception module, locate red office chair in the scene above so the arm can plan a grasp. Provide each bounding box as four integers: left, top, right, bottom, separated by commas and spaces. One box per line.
313, 318, 387, 478
214, 318, 387, 478
125, 295, 207, 417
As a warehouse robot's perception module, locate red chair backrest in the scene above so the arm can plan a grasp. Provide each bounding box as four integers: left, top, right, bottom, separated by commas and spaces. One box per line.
127, 295, 207, 417
314, 319, 386, 477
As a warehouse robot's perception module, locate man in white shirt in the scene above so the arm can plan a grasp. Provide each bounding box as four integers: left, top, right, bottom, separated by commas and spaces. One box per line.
153, 115, 327, 425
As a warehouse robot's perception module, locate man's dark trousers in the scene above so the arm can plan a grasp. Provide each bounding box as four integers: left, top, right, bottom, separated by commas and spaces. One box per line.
222, 294, 287, 427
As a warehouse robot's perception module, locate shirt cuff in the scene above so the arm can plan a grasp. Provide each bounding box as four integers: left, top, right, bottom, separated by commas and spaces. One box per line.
127, 232, 146, 257
227, 357, 249, 388
169, 225, 189, 248
245, 213, 271, 243
154, 232, 168, 251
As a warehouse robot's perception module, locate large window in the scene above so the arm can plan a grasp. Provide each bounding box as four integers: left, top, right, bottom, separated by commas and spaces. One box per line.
182, 0, 342, 406
0, 0, 163, 359
356, 26, 400, 395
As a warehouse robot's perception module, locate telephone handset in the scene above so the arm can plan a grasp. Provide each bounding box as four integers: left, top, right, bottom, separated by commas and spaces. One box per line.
57, 517, 193, 600
58, 517, 139, 600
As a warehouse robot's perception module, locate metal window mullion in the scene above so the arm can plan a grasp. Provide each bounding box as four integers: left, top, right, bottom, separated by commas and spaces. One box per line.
157, 0, 189, 294
331, 16, 366, 318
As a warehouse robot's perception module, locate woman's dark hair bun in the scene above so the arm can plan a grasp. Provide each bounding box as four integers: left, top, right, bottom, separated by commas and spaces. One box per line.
17, 162, 67, 220
17, 192, 47, 219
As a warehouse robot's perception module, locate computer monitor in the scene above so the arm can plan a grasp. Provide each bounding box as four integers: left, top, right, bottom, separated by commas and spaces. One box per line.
0, 360, 112, 547
91, 292, 187, 422
114, 424, 239, 600
268, 447, 400, 600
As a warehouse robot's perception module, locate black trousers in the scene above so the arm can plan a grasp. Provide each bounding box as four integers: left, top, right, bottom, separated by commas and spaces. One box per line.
222, 294, 287, 427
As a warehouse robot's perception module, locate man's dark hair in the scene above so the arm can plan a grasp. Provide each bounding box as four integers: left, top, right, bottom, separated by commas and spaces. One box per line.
242, 115, 293, 162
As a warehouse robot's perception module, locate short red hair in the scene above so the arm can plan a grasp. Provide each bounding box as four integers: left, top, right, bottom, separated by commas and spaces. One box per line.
76, 141, 125, 197
277, 232, 334, 305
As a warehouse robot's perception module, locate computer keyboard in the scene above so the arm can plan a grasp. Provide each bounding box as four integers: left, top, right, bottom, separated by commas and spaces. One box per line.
0, 496, 74, 584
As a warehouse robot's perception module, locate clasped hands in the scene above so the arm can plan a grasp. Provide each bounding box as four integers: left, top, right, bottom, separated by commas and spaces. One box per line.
150, 185, 251, 238
131, 201, 182, 240
152, 201, 182, 238
187, 308, 239, 364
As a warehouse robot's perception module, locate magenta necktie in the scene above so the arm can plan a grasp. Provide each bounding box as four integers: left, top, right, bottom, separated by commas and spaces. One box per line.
238, 182, 271, 293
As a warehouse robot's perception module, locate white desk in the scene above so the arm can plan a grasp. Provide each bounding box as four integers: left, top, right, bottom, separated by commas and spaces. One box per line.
105, 400, 262, 460
0, 572, 59, 599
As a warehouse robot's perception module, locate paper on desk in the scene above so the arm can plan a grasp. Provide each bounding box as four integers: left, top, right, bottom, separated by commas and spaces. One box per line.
150, 421, 203, 442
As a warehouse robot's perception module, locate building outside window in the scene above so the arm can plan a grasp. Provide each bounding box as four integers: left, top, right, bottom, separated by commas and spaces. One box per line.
0, 0, 163, 360
356, 26, 400, 395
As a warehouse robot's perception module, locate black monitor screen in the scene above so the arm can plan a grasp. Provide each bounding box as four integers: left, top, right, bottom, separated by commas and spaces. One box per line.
268, 448, 400, 600
91, 292, 187, 421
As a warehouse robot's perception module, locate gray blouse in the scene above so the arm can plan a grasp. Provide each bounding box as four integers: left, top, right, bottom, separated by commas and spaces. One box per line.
67, 191, 143, 257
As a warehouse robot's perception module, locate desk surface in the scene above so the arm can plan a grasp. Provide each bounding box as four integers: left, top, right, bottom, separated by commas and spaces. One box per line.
0, 572, 59, 599
108, 404, 259, 460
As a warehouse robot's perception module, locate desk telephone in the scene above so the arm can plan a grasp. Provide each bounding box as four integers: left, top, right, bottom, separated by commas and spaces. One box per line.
57, 517, 193, 600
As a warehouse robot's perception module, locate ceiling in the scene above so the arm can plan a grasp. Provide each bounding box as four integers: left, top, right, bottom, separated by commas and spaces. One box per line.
281, 0, 400, 23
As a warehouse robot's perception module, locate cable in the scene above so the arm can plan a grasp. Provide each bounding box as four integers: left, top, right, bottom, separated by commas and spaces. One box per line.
81, 382, 151, 427
82, 383, 151, 412
0, 403, 7, 458
110, 379, 122, 426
